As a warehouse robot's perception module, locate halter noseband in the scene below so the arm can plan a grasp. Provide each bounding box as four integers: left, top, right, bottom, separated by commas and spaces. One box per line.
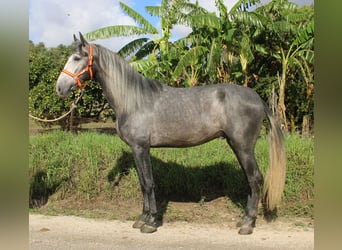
62, 44, 93, 90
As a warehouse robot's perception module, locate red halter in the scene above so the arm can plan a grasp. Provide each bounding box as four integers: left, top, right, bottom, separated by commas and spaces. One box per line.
61, 45, 93, 90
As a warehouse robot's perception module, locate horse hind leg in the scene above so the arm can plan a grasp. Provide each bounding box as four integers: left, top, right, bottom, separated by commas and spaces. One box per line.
227, 138, 263, 235
237, 150, 263, 234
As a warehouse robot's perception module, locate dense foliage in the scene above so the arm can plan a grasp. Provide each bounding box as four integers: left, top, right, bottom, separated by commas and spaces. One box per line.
29, 0, 314, 134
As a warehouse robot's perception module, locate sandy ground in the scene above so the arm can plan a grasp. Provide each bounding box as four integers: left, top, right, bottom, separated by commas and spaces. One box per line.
29, 214, 313, 250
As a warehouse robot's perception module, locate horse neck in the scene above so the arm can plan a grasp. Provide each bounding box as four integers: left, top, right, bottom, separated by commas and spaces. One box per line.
93, 45, 162, 115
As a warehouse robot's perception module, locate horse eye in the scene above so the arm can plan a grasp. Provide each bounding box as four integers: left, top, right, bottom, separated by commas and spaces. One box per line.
73, 55, 81, 61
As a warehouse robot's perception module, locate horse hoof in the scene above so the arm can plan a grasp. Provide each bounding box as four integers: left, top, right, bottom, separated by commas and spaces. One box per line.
236, 220, 243, 227
132, 220, 145, 229
238, 226, 253, 235
140, 224, 157, 233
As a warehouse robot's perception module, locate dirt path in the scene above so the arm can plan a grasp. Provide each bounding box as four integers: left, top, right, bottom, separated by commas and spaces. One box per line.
29, 214, 313, 250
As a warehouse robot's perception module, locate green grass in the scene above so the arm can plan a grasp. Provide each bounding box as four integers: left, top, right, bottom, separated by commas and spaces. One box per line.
29, 130, 313, 218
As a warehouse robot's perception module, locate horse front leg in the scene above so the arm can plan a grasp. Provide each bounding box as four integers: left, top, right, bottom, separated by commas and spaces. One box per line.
131, 144, 158, 233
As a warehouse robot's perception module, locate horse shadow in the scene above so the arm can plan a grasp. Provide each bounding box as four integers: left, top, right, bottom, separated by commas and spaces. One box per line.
29, 169, 67, 208
108, 151, 250, 225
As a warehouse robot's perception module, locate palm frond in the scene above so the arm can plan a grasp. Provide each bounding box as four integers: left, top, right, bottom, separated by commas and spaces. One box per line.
240, 34, 254, 63
120, 2, 158, 34
118, 38, 149, 58
230, 0, 261, 14
130, 58, 158, 73
293, 20, 314, 46
85, 25, 150, 41
215, 0, 228, 19
232, 11, 264, 29
206, 38, 222, 81
297, 49, 314, 64
173, 36, 194, 49
135, 41, 157, 60
172, 46, 207, 80
180, 2, 208, 14
269, 20, 295, 34
189, 13, 220, 29
145, 6, 160, 17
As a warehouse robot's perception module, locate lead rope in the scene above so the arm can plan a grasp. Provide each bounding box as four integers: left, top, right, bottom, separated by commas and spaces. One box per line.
29, 90, 83, 122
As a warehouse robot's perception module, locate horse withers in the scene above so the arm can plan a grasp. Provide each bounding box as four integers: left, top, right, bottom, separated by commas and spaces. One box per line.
56, 33, 286, 235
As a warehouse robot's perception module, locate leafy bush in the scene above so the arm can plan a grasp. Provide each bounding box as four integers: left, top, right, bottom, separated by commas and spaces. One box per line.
29, 82, 74, 128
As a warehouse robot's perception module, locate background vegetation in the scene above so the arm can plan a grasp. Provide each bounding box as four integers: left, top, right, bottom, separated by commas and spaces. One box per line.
29, 0, 314, 134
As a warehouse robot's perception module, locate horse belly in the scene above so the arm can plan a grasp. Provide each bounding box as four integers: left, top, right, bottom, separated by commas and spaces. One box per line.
149, 119, 224, 147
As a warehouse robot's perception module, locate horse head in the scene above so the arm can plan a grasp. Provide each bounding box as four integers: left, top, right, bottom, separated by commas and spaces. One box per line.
56, 33, 93, 97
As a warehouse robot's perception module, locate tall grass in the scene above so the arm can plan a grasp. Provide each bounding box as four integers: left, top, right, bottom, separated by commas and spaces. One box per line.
29, 130, 313, 217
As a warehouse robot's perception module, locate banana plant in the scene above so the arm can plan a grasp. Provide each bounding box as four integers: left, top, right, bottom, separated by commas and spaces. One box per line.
253, 0, 314, 131
179, 0, 263, 84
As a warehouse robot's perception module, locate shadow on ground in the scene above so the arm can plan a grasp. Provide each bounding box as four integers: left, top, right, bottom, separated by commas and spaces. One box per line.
107, 151, 249, 225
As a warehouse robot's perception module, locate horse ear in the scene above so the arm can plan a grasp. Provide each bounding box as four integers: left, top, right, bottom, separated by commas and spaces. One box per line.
73, 34, 79, 42
79, 32, 89, 47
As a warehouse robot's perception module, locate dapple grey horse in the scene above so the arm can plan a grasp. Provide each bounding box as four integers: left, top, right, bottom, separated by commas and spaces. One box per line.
56, 33, 286, 235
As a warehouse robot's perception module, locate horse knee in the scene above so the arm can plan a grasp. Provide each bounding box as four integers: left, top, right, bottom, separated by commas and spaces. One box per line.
142, 180, 155, 195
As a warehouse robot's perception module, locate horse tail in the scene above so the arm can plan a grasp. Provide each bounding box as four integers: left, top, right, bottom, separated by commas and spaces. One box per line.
263, 102, 287, 211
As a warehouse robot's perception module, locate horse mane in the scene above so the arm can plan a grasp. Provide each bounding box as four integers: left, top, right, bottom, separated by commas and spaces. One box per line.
94, 44, 164, 114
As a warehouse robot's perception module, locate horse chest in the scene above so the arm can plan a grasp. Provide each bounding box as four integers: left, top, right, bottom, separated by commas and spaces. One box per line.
116, 113, 152, 145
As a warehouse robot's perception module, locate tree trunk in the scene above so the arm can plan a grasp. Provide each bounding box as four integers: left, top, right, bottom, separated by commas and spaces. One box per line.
278, 67, 288, 133
302, 115, 310, 136
69, 108, 74, 132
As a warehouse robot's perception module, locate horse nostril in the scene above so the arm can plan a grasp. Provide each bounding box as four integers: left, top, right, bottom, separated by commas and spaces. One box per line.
57, 87, 61, 94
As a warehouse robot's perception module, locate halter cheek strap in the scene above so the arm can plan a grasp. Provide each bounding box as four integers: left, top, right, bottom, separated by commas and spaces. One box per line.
62, 45, 93, 90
